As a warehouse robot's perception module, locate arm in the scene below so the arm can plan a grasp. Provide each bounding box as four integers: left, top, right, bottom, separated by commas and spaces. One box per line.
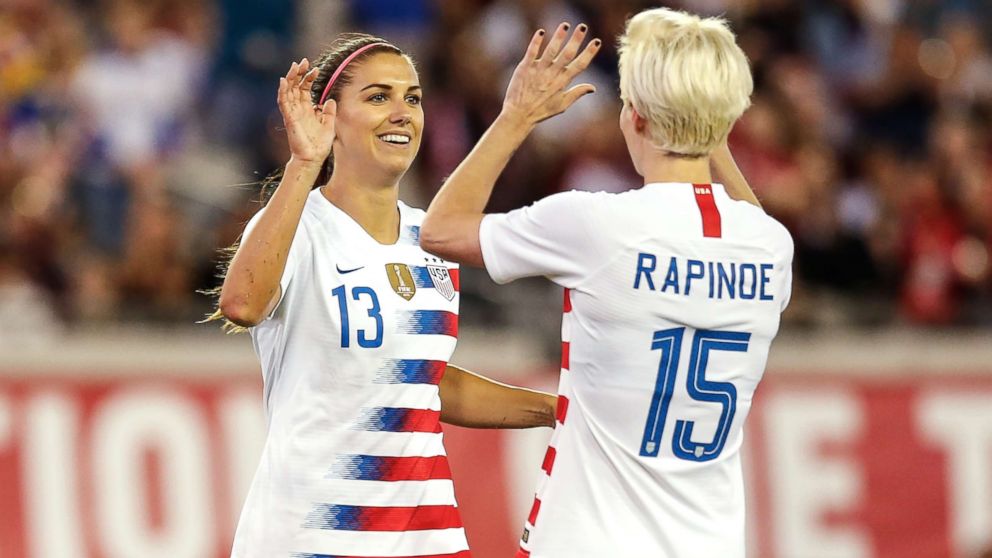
420, 23, 601, 265
711, 141, 762, 208
219, 58, 337, 326
439, 365, 557, 429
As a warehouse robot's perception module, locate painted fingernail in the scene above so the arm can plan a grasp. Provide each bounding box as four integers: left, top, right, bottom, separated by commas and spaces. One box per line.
593, 39, 602, 46
538, 29, 545, 36
563, 23, 570, 30
578, 24, 587, 32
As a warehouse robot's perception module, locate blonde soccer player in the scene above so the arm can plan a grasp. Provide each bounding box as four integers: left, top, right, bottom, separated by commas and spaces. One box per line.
421, 10, 793, 558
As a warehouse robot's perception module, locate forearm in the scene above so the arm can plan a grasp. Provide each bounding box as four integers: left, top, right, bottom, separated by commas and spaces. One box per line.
711, 143, 761, 208
420, 112, 534, 264
439, 365, 556, 429
220, 157, 321, 325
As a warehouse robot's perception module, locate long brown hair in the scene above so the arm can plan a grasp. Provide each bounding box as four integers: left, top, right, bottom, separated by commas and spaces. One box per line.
202, 34, 404, 331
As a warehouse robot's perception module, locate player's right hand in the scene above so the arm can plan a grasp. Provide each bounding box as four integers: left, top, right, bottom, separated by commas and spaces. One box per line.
500, 22, 601, 126
277, 58, 336, 165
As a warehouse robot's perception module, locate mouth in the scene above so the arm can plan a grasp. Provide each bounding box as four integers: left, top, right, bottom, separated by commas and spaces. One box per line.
377, 132, 412, 147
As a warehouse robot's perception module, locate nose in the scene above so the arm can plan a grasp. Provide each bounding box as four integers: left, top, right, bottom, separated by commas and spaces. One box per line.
389, 102, 413, 126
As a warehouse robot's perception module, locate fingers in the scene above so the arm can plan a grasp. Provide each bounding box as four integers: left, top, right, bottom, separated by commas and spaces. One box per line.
561, 83, 597, 110
539, 22, 570, 63
318, 99, 337, 123
520, 28, 545, 65
281, 58, 317, 105
565, 37, 602, 79
300, 67, 318, 102
537, 23, 601, 78
554, 23, 588, 66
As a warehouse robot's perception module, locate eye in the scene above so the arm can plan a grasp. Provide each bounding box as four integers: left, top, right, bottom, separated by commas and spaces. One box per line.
405, 94, 422, 106
367, 92, 388, 103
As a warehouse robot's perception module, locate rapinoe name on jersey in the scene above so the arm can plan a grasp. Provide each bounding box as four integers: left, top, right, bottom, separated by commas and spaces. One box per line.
633, 253, 775, 301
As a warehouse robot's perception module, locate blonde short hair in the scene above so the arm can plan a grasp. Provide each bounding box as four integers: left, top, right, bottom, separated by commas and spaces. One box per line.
618, 8, 753, 157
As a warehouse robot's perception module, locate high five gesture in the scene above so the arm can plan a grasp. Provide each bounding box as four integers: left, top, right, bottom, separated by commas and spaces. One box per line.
421, 23, 601, 265
277, 58, 337, 165
502, 23, 602, 126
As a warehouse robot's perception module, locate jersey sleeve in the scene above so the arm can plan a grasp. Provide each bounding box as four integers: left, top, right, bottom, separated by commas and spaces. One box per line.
241, 205, 311, 318
479, 190, 607, 287
774, 225, 795, 313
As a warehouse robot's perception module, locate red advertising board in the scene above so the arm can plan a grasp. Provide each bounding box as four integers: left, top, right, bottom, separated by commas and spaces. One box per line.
0, 373, 990, 558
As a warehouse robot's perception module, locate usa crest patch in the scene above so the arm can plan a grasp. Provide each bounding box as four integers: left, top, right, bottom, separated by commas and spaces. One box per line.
427, 265, 456, 301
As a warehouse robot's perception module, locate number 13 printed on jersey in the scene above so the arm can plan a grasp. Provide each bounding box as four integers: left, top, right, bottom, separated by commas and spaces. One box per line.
640, 327, 750, 462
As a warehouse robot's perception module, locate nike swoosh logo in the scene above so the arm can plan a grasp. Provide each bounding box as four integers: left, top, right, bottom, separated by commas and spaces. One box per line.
336, 264, 365, 274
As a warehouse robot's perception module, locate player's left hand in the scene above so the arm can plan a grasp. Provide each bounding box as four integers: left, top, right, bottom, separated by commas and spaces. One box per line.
501, 22, 601, 126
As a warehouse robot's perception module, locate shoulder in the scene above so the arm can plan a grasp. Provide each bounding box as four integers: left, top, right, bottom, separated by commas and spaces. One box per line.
519, 189, 612, 219
744, 206, 794, 258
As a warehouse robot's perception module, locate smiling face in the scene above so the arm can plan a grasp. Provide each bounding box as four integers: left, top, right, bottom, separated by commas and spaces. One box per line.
331, 52, 424, 182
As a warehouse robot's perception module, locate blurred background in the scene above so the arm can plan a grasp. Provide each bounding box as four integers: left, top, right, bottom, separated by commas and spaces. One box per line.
1, 0, 991, 557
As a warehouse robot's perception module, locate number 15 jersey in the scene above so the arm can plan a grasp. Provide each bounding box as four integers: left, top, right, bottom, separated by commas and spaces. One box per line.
479, 183, 793, 558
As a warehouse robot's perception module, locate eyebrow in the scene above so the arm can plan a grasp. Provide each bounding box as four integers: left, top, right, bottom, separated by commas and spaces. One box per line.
360, 83, 423, 92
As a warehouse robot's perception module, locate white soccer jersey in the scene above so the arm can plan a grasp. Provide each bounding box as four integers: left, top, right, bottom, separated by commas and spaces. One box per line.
479, 183, 793, 558
231, 188, 469, 558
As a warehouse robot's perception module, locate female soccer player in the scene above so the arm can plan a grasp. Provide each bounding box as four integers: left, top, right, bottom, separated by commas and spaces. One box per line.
422, 11, 792, 558
216, 34, 556, 558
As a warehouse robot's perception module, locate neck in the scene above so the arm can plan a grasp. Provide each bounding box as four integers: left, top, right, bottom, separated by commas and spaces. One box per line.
323, 163, 403, 244
638, 148, 713, 185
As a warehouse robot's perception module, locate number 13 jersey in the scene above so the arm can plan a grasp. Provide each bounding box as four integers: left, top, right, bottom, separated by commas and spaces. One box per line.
479, 183, 793, 558
232, 188, 468, 558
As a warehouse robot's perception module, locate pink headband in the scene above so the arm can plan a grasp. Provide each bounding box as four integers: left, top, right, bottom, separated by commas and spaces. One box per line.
318, 42, 390, 106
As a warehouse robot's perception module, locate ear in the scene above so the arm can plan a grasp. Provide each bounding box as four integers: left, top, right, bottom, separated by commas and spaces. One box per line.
630, 104, 648, 134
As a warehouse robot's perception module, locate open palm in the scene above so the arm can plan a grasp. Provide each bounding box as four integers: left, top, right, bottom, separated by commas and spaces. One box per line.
502, 23, 601, 125
278, 58, 336, 165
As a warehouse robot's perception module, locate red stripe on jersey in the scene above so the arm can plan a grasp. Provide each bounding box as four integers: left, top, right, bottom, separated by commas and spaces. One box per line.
541, 446, 557, 475
563, 288, 572, 313
450, 268, 460, 291
692, 183, 722, 238
561, 342, 570, 371
527, 497, 542, 525
361, 504, 463, 531
378, 455, 452, 481
398, 409, 442, 433
556, 395, 570, 424
515, 549, 531, 558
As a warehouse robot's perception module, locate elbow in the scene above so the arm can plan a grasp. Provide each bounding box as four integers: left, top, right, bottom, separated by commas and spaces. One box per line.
219, 290, 265, 327
419, 219, 451, 259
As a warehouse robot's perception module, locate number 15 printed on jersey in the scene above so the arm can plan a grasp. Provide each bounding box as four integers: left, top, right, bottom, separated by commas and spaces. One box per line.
640, 327, 751, 462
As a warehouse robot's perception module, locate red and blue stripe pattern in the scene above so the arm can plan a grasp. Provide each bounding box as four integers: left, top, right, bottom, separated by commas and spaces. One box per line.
293, 550, 471, 558
302, 504, 463, 531
354, 407, 442, 433
410, 266, 435, 288
327, 454, 452, 481
401, 225, 421, 244
374, 359, 446, 385
396, 310, 458, 337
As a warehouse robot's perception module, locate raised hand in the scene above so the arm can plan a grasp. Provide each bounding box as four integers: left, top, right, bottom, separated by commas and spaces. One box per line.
501, 23, 602, 126
277, 58, 337, 165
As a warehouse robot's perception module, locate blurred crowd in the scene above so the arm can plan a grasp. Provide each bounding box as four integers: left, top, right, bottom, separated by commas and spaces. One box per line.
2, 0, 992, 342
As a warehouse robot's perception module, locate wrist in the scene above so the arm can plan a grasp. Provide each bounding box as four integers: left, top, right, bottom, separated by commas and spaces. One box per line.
544, 393, 558, 428
286, 156, 326, 174
495, 109, 537, 135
